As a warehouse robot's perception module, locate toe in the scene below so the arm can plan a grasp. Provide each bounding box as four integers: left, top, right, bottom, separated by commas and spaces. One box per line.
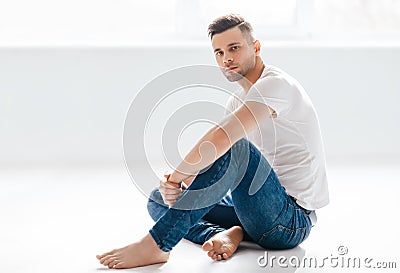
211, 238, 223, 250
102, 258, 112, 266
100, 255, 109, 264
207, 250, 215, 258
101, 255, 116, 266
217, 254, 222, 261
202, 240, 213, 252
222, 253, 228, 259
100, 253, 118, 264
114, 262, 125, 269
96, 253, 107, 260
108, 259, 119, 269
97, 249, 116, 260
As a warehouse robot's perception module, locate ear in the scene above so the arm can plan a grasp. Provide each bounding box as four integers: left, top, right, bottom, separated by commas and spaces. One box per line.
254, 40, 261, 56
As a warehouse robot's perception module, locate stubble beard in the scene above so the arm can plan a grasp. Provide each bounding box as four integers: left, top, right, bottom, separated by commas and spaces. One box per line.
224, 68, 244, 82
223, 59, 254, 82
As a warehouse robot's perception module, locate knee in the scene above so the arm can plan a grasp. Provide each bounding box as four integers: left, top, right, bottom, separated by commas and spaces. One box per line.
231, 138, 250, 151
147, 188, 168, 221
230, 138, 251, 159
147, 188, 165, 207
148, 188, 162, 202
233, 138, 249, 147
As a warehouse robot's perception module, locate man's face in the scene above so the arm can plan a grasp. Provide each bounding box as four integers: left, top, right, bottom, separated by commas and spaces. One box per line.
211, 26, 256, 82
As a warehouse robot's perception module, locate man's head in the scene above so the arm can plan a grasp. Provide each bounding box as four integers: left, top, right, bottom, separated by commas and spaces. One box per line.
208, 14, 255, 44
208, 14, 261, 82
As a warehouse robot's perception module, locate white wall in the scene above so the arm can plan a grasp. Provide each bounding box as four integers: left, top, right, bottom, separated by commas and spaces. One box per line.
1, 44, 399, 167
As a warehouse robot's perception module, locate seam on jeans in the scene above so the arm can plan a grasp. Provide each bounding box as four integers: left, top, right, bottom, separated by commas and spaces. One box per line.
288, 202, 312, 231
301, 227, 306, 242
258, 224, 307, 244
258, 224, 308, 249
257, 193, 309, 246
277, 224, 307, 233
288, 198, 304, 212
289, 201, 313, 223
257, 225, 278, 243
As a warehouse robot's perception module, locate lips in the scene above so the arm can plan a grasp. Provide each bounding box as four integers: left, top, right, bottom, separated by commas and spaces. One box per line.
225, 66, 238, 72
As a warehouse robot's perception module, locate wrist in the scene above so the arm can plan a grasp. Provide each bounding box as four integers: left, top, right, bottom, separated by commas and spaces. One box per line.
167, 175, 179, 183
167, 175, 189, 189
168, 171, 191, 188
168, 172, 184, 183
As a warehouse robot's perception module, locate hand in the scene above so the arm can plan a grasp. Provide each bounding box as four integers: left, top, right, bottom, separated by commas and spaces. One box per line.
159, 173, 184, 207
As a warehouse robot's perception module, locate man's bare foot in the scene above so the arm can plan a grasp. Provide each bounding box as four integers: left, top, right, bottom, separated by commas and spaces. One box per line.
201, 226, 244, 261
96, 233, 170, 269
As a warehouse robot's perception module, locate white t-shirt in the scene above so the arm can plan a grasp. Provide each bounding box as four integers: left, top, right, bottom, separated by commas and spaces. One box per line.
225, 65, 329, 211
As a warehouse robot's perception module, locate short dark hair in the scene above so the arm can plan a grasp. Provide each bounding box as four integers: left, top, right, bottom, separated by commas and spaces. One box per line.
207, 14, 255, 42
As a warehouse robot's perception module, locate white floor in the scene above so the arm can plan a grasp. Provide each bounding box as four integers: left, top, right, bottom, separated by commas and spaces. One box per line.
1, 163, 399, 273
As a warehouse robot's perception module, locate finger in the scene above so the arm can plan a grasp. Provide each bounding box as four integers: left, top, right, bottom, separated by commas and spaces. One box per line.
167, 195, 182, 205
166, 200, 177, 207
166, 181, 181, 188
159, 192, 181, 204
160, 180, 180, 190
164, 192, 182, 199
161, 184, 181, 193
160, 182, 182, 191
164, 194, 182, 203
160, 191, 182, 203
160, 183, 182, 194
165, 197, 180, 206
158, 185, 177, 194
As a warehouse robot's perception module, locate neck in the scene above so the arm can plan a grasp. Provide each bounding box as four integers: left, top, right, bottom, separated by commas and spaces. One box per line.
238, 57, 265, 93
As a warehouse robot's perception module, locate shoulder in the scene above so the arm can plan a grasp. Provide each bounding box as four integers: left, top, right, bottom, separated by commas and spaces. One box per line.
246, 66, 302, 116
225, 88, 246, 115
254, 65, 294, 90
250, 65, 307, 101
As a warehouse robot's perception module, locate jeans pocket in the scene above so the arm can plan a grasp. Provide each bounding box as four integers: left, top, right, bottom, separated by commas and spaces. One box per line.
257, 224, 307, 250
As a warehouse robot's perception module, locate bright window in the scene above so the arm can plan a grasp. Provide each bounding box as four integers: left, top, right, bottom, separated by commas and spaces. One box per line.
0, 0, 399, 45
312, 0, 400, 40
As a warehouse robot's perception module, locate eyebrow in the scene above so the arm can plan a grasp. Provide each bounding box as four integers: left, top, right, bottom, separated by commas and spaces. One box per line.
213, 42, 241, 53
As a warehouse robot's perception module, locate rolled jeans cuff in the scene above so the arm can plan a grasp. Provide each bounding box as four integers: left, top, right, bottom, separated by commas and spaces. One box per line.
149, 228, 171, 252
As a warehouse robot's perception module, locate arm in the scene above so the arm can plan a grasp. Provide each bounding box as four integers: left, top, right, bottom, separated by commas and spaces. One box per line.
168, 101, 275, 185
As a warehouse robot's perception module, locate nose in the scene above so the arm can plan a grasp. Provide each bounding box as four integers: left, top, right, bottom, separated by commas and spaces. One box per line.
223, 56, 233, 65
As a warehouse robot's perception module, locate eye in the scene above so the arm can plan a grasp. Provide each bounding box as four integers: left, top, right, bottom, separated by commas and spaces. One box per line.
215, 51, 223, 56
230, 46, 239, 51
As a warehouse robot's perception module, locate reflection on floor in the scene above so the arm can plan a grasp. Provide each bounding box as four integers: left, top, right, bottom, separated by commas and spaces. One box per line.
1, 163, 399, 273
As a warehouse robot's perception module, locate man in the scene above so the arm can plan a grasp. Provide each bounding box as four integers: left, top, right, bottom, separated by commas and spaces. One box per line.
97, 14, 329, 269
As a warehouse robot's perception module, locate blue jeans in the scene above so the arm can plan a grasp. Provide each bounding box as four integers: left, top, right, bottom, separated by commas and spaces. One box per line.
147, 138, 313, 252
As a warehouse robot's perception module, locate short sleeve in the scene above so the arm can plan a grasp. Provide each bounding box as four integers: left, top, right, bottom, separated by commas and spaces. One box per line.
245, 76, 292, 116
224, 96, 235, 117
224, 89, 245, 117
